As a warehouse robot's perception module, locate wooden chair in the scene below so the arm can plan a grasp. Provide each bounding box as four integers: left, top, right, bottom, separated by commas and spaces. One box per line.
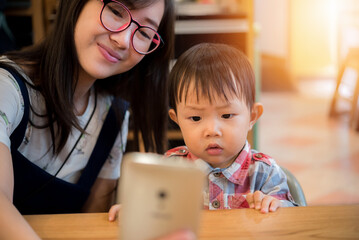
329, 48, 359, 131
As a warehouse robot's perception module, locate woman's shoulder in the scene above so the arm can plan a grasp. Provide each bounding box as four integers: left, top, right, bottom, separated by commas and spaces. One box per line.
0, 64, 25, 100
0, 57, 38, 106
0, 58, 31, 148
0, 56, 34, 86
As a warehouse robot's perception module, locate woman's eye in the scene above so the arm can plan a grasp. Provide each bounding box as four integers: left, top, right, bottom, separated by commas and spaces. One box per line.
109, 6, 123, 18
138, 29, 151, 40
222, 114, 233, 119
190, 116, 201, 122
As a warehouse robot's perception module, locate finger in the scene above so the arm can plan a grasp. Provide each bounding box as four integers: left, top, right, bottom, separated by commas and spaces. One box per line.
260, 196, 272, 214
269, 199, 281, 212
108, 204, 121, 221
245, 193, 255, 208
253, 191, 264, 210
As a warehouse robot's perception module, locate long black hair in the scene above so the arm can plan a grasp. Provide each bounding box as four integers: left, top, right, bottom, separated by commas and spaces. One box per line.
2, 0, 174, 154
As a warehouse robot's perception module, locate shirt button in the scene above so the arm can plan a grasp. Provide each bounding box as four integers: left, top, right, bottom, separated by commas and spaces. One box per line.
213, 172, 221, 177
254, 153, 263, 159
179, 149, 186, 153
212, 200, 220, 209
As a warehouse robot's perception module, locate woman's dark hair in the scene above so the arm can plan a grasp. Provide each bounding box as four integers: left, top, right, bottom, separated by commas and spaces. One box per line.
2, 0, 174, 154
169, 43, 255, 112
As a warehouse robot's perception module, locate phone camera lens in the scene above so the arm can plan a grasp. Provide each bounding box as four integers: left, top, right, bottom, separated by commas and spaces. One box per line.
158, 191, 167, 199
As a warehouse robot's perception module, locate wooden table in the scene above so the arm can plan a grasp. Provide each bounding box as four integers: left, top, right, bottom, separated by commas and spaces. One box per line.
25, 205, 359, 240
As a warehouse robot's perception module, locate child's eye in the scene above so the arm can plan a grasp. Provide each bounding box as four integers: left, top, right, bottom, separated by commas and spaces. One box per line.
190, 116, 201, 122
222, 114, 234, 119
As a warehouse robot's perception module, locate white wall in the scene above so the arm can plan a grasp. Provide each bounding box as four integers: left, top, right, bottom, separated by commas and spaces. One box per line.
255, 0, 289, 57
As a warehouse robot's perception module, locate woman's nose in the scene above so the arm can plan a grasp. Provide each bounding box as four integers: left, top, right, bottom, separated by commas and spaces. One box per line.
109, 25, 135, 50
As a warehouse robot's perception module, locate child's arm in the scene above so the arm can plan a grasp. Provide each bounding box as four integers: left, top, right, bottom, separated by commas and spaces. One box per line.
250, 154, 298, 208
259, 163, 298, 208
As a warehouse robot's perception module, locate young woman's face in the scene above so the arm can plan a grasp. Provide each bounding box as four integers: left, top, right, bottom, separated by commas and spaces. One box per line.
169, 83, 262, 169
74, 0, 165, 80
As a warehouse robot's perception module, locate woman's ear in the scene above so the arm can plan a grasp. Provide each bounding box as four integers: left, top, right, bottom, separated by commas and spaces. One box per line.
168, 109, 178, 125
249, 103, 263, 130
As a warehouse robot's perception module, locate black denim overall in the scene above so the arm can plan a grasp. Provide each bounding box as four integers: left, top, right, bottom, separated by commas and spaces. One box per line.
4, 67, 128, 214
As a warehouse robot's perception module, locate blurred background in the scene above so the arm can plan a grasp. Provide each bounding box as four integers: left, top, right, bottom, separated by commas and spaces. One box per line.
1, 0, 358, 206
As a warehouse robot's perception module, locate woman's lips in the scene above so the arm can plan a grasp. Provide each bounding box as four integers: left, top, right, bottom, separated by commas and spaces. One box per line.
206, 144, 223, 155
98, 43, 121, 63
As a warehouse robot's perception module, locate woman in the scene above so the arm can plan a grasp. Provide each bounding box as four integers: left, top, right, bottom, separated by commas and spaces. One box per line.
0, 0, 194, 239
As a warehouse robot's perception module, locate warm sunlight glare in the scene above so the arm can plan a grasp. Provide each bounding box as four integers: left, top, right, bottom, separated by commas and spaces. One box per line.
291, 0, 339, 77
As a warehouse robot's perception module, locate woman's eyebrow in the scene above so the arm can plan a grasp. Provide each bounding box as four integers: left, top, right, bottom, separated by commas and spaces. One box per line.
144, 17, 159, 29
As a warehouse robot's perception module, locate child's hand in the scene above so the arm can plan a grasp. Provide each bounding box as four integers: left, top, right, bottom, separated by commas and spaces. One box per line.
246, 191, 282, 213
108, 204, 121, 221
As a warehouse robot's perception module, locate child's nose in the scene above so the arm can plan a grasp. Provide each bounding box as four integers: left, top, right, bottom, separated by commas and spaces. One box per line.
204, 119, 222, 137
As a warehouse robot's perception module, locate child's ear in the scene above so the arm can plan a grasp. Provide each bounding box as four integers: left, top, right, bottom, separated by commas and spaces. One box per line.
249, 103, 263, 130
168, 109, 179, 124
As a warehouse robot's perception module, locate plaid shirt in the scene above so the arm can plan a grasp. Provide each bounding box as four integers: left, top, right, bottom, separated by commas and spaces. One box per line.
165, 141, 297, 210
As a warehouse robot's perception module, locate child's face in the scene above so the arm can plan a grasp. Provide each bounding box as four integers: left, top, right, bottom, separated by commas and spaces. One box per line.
169, 85, 262, 169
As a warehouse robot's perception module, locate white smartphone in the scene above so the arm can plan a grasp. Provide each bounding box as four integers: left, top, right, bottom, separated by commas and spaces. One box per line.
118, 152, 206, 240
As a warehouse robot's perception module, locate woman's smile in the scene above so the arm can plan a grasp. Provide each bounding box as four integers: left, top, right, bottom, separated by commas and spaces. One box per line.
97, 43, 122, 63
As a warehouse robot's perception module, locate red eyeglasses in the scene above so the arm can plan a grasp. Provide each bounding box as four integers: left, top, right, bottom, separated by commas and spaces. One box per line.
100, 0, 163, 55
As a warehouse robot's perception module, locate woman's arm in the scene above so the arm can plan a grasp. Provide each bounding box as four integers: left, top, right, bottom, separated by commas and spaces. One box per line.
0, 143, 40, 240
82, 177, 117, 212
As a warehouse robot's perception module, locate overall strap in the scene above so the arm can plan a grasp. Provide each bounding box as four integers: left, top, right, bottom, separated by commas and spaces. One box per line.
2, 67, 30, 151
77, 97, 129, 189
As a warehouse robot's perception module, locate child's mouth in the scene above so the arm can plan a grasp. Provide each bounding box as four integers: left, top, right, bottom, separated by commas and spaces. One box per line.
206, 144, 223, 155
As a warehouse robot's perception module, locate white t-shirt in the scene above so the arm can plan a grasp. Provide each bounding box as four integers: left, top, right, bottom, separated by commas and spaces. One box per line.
0, 60, 129, 184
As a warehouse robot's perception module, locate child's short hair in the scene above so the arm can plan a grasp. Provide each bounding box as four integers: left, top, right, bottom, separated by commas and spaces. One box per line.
169, 43, 255, 111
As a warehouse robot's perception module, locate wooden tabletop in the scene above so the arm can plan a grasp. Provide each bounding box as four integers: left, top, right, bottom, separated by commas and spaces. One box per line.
25, 205, 359, 240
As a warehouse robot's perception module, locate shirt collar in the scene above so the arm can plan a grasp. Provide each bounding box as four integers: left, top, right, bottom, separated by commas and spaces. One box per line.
196, 141, 252, 185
